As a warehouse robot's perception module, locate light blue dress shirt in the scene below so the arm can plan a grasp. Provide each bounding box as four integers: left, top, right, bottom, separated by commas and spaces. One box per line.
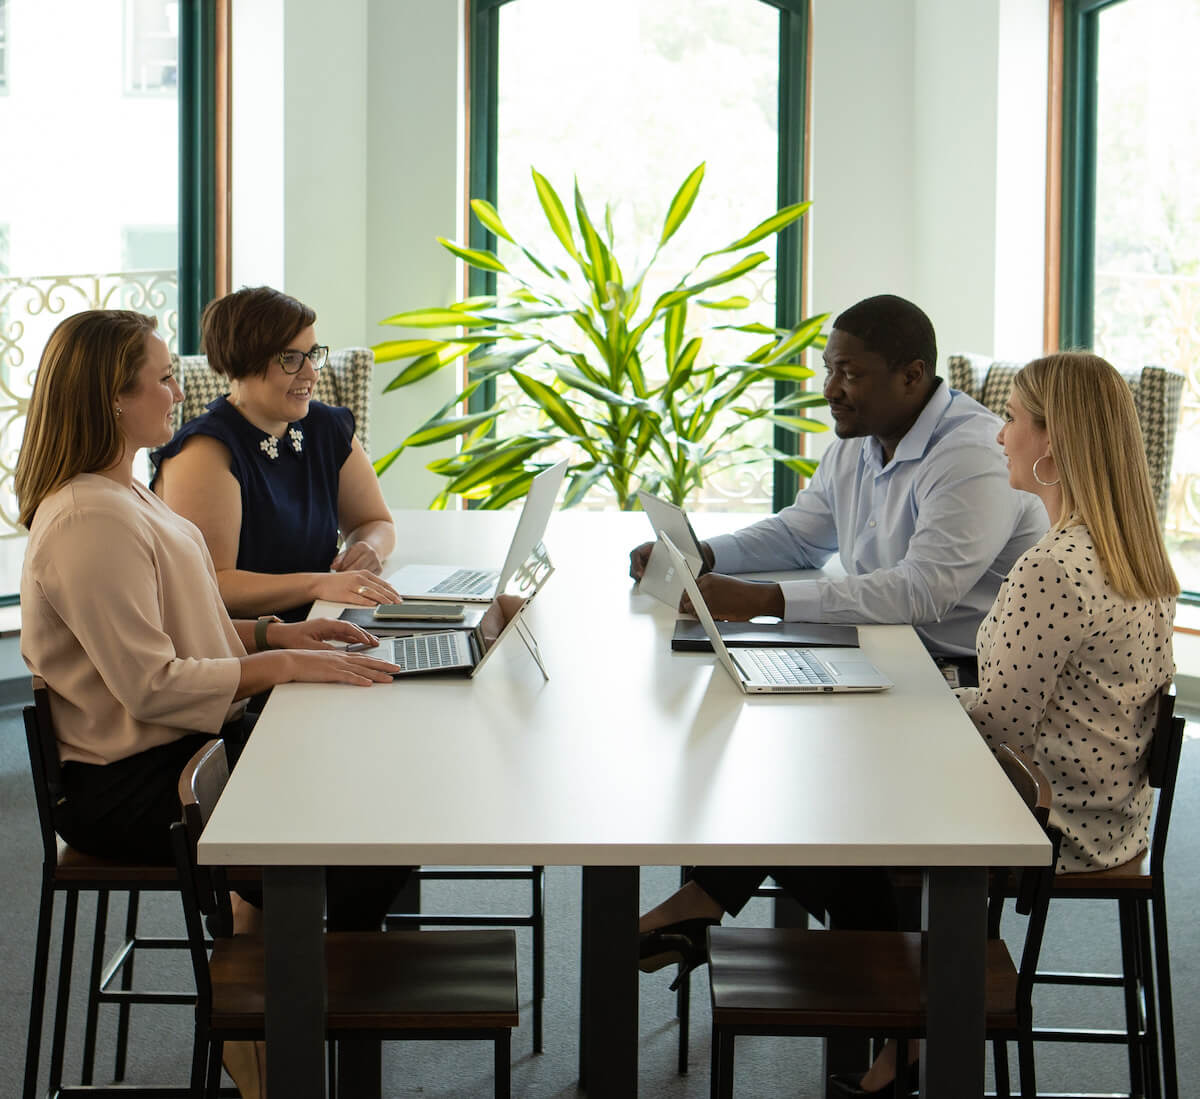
706, 382, 1048, 657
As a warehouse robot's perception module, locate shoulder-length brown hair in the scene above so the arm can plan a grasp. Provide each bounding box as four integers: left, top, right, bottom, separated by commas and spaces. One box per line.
15, 310, 157, 529
1013, 352, 1178, 600
201, 286, 316, 379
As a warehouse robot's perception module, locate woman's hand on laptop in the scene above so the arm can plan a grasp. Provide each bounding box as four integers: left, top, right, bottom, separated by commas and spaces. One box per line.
267, 618, 381, 651
682, 574, 784, 621
312, 569, 402, 606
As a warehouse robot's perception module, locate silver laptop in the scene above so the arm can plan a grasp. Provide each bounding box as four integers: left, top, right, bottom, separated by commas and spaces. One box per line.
660, 535, 891, 694
388, 459, 567, 602
364, 591, 542, 679
636, 491, 705, 608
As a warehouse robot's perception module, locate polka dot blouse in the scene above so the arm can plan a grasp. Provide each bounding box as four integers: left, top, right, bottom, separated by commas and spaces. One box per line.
956, 525, 1175, 873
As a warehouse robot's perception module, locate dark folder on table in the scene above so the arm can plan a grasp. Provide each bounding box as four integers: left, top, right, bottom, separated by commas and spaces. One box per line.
671, 619, 859, 652
338, 605, 487, 634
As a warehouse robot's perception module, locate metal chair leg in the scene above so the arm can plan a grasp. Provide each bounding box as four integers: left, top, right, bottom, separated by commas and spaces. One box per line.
114, 890, 141, 1081
992, 1036, 1011, 1098
1133, 899, 1162, 1099
532, 865, 545, 1054
48, 890, 80, 1094
80, 889, 111, 1085
495, 1028, 512, 1099
1118, 898, 1148, 1097
1150, 885, 1178, 1099
23, 874, 56, 1099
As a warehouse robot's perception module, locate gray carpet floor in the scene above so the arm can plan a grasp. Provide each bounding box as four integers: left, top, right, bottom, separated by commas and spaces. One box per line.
3, 699, 1197, 1097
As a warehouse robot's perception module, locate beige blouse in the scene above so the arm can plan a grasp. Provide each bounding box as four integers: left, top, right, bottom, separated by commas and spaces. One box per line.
957, 525, 1175, 873
21, 474, 245, 766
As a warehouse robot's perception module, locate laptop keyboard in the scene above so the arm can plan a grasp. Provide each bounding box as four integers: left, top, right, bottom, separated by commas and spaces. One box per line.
394, 632, 464, 671
429, 568, 498, 596
737, 647, 835, 686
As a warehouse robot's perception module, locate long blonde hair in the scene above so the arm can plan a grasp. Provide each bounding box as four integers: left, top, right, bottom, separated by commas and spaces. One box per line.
15, 310, 157, 529
1012, 352, 1178, 600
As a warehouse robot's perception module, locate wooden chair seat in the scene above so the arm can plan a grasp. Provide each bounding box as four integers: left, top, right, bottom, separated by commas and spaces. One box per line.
1051, 851, 1150, 891
54, 843, 182, 882
706, 746, 1060, 1098
708, 928, 1020, 1031
208, 929, 519, 1030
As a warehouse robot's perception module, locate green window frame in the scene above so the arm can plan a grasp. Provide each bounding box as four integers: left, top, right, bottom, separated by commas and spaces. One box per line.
467, 0, 811, 511
1058, 0, 1125, 350
177, 0, 218, 354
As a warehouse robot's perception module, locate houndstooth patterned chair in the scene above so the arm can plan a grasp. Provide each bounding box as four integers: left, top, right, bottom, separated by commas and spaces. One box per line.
169, 347, 376, 456
947, 352, 1184, 528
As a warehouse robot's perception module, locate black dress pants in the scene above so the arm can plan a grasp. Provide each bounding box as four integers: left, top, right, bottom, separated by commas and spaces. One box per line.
690, 866, 899, 930
55, 714, 409, 930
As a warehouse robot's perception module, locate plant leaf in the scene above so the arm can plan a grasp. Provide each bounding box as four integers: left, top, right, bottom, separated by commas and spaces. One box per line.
379, 307, 491, 328
372, 444, 404, 477
575, 180, 611, 296
445, 439, 550, 495
705, 201, 812, 257
403, 410, 500, 448
438, 237, 508, 274
767, 312, 830, 364
696, 295, 751, 310
511, 370, 591, 441
663, 304, 685, 369
372, 338, 442, 363
383, 342, 473, 390
767, 414, 830, 434
659, 163, 705, 247
531, 168, 581, 262
469, 198, 515, 243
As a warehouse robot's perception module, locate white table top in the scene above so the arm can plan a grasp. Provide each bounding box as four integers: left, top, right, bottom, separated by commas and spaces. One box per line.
199, 509, 1050, 870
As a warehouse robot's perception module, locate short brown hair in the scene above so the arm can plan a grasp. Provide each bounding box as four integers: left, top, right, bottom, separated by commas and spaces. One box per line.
200, 286, 316, 379
16, 310, 158, 529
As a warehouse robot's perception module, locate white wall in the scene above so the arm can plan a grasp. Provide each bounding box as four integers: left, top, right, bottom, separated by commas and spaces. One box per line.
231, 0, 1050, 502
231, 0, 460, 507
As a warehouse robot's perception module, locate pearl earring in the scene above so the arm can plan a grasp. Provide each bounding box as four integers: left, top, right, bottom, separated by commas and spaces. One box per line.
115, 406, 123, 418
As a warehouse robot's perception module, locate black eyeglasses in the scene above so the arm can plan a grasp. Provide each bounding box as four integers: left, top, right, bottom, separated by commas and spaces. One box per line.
276, 345, 329, 374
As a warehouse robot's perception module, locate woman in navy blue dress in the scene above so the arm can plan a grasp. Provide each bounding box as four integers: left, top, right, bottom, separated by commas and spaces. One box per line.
153, 287, 400, 621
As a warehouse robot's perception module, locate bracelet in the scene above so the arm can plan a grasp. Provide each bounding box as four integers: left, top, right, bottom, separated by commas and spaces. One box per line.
255, 615, 282, 652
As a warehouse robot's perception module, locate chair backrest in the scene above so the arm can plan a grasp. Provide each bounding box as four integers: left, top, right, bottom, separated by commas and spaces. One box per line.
946, 352, 1185, 527
1146, 686, 1186, 877
170, 347, 376, 456
171, 738, 235, 953
990, 744, 1062, 1018
23, 676, 65, 866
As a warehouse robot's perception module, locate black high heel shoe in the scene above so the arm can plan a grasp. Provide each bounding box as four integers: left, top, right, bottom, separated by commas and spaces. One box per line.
828, 1059, 919, 1097
638, 917, 719, 990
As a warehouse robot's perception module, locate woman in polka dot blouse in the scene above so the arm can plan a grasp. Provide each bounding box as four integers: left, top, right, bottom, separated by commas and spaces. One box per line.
958, 352, 1177, 873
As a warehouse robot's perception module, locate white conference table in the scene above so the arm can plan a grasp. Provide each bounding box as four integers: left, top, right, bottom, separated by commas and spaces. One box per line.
199, 508, 1051, 1097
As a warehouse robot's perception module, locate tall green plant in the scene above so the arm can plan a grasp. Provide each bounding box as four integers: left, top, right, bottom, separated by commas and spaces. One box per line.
375, 164, 828, 510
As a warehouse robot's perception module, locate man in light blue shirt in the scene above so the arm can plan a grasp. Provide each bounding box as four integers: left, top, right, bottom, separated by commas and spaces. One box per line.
630, 293, 1046, 664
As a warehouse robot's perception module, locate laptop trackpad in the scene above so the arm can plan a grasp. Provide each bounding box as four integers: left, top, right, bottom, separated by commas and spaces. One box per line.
825, 659, 875, 677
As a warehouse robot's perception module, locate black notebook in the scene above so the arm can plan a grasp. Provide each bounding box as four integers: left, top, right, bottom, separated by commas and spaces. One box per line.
671, 619, 859, 652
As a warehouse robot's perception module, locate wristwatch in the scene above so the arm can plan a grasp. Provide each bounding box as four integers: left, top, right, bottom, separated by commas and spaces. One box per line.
255, 615, 282, 652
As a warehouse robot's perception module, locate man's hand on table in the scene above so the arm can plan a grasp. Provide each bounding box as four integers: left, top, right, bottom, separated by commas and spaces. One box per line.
629, 539, 715, 580
680, 574, 785, 622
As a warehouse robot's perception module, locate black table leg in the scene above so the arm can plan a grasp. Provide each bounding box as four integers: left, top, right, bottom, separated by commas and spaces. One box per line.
264, 867, 327, 1099
579, 866, 639, 1096
922, 868, 987, 1098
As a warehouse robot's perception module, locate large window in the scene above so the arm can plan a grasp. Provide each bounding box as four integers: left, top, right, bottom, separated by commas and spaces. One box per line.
469, 0, 809, 511
1060, 0, 1200, 598
0, 0, 217, 597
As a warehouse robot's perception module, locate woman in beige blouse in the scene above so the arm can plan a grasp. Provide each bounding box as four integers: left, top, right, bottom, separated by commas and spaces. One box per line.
16, 310, 403, 1099
843, 352, 1179, 1096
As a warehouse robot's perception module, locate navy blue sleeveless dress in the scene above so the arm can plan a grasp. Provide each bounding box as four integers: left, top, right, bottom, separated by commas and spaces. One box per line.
151, 396, 355, 621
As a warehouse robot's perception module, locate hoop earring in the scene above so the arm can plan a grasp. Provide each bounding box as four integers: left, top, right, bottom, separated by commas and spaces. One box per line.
1032, 455, 1059, 487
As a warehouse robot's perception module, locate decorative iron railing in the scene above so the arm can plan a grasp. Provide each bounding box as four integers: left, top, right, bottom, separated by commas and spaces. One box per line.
0, 269, 178, 541
1094, 268, 1200, 592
